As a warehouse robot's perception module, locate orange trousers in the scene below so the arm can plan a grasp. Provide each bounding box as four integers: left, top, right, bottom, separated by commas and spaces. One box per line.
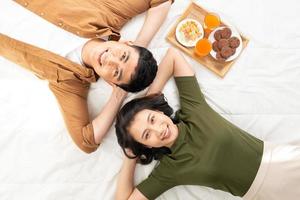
0, 33, 99, 153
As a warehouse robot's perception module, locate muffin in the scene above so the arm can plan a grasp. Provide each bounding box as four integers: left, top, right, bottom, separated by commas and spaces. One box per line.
218, 39, 229, 49
221, 27, 232, 39
220, 46, 235, 59
231, 48, 236, 56
212, 41, 220, 52
214, 30, 222, 41
216, 52, 226, 62
229, 37, 240, 48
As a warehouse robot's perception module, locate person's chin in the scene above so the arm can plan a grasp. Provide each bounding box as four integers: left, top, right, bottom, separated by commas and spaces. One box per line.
94, 68, 105, 79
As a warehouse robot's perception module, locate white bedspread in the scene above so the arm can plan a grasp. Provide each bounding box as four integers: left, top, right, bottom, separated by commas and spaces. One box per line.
1, 0, 300, 199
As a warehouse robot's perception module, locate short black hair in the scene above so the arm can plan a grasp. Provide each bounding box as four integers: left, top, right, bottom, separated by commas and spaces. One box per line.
118, 45, 157, 93
115, 93, 174, 165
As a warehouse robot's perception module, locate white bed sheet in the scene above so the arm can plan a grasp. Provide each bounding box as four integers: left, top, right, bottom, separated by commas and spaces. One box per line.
1, 0, 300, 199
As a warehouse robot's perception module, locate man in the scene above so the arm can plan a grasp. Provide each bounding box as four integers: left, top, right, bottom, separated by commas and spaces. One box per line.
0, 0, 173, 153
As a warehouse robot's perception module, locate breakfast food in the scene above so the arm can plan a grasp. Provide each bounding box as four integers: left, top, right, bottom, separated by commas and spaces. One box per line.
217, 39, 229, 49
212, 41, 220, 52
216, 52, 226, 62
214, 30, 222, 41
221, 27, 232, 39
229, 37, 240, 48
211, 27, 241, 62
220, 47, 235, 59
179, 20, 202, 42
176, 19, 204, 47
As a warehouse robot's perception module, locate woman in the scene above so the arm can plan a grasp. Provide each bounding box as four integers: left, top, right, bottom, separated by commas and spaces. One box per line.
114, 48, 300, 200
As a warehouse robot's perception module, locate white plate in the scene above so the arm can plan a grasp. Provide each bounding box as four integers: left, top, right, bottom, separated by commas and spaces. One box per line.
208, 26, 242, 62
175, 19, 204, 47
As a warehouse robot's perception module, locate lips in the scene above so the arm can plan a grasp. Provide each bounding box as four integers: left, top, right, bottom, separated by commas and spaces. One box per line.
98, 49, 108, 66
162, 126, 171, 140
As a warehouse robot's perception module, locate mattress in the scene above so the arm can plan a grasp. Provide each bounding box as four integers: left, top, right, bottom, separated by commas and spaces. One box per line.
1, 0, 300, 199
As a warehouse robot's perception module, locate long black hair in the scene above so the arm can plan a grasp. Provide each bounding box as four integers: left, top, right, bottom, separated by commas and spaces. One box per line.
115, 93, 175, 164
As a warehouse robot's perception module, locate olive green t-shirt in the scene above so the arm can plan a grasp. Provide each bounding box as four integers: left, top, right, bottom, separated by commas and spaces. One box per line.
137, 76, 263, 200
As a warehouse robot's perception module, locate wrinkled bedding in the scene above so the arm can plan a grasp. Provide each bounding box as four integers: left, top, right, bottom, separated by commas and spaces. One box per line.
1, 0, 300, 199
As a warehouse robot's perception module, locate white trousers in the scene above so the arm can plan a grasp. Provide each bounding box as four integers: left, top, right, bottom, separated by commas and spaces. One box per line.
243, 142, 300, 200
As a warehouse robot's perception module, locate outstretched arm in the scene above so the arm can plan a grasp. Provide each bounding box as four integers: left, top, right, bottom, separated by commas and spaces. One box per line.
134, 1, 172, 47
92, 85, 127, 144
147, 47, 195, 95
115, 156, 148, 200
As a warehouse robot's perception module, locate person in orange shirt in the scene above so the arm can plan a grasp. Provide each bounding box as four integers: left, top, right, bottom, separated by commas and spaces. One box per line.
0, 0, 173, 153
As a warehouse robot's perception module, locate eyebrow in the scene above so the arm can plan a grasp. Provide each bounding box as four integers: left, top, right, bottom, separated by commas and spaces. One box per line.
124, 51, 130, 63
141, 113, 151, 139
117, 51, 130, 81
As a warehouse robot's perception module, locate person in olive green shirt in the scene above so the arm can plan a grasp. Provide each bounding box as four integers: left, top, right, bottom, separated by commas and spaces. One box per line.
114, 48, 300, 200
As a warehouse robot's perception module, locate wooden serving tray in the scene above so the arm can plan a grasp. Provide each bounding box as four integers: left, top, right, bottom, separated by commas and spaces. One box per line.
166, 2, 249, 78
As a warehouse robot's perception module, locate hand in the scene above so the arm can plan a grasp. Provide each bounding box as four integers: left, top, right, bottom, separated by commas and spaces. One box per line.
124, 148, 138, 164
124, 148, 136, 158
119, 39, 134, 46
112, 84, 128, 101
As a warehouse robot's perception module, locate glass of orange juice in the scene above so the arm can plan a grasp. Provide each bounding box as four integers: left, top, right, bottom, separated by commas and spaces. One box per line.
204, 13, 220, 30
194, 38, 212, 57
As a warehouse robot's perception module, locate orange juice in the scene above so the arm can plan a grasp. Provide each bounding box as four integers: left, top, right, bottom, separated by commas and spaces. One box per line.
194, 38, 212, 57
204, 13, 220, 30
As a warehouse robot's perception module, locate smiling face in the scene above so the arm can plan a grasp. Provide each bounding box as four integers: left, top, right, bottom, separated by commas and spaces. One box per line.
87, 41, 139, 85
128, 109, 179, 148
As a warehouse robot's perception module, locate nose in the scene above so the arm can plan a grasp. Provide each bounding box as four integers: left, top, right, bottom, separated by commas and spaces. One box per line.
103, 52, 113, 65
106, 55, 121, 68
149, 124, 164, 139
102, 54, 119, 69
